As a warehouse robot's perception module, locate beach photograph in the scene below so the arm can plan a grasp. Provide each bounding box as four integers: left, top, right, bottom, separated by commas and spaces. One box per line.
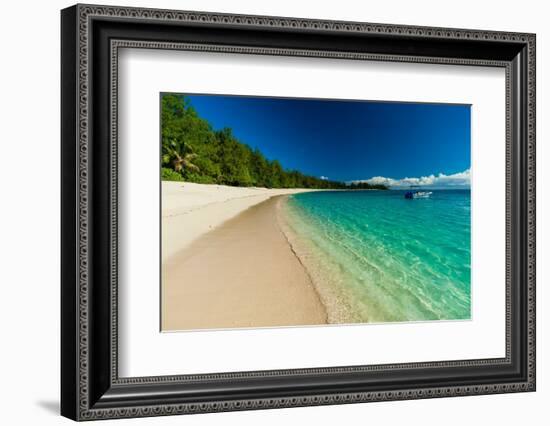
160, 93, 471, 331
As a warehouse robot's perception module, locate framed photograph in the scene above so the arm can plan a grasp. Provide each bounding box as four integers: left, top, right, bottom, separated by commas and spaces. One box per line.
61, 4, 536, 421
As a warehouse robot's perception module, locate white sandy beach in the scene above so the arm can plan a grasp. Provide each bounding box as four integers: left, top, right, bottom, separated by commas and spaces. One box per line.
161, 182, 330, 330
162, 181, 318, 263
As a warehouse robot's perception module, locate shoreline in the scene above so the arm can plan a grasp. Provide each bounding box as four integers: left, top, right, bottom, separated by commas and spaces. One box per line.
276, 196, 364, 325
162, 186, 471, 330
162, 194, 328, 331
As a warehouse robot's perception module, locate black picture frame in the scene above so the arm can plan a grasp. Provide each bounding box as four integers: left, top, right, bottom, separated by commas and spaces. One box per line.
61, 4, 536, 421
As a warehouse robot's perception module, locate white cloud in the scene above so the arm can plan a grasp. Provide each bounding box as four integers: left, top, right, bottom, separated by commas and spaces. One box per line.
320, 176, 329, 180
353, 168, 471, 188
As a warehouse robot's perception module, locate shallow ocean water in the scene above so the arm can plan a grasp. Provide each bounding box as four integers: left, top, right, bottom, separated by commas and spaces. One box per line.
284, 190, 471, 323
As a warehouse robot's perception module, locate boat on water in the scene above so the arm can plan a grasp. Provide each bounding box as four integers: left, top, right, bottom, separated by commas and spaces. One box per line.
404, 185, 432, 199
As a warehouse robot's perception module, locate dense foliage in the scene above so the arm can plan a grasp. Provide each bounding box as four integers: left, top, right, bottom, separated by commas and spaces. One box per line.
161, 94, 388, 190
161, 167, 184, 182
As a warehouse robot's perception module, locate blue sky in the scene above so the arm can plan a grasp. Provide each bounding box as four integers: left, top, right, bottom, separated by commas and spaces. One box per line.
184, 94, 471, 187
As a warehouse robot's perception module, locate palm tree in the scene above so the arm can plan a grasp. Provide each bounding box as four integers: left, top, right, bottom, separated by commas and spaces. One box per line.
163, 140, 200, 174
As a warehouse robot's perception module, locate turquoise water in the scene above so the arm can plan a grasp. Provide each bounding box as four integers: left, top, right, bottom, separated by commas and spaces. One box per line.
284, 190, 471, 323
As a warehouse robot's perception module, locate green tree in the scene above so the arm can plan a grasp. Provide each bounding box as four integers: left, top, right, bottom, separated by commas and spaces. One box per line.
163, 140, 199, 174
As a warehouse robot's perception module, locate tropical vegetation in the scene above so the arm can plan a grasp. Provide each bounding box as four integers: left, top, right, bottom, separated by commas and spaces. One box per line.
161, 94, 388, 190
